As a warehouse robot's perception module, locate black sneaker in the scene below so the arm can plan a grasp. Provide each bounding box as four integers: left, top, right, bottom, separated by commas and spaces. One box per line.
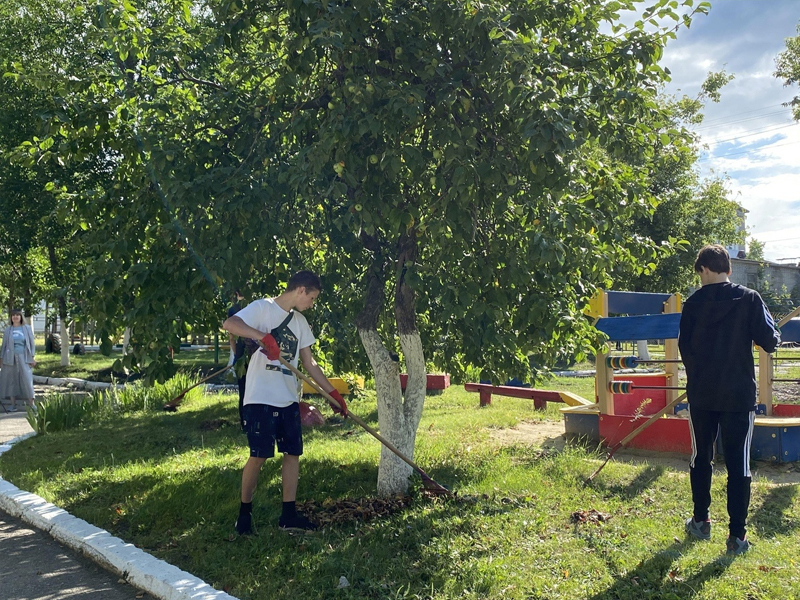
726, 535, 750, 555
235, 512, 253, 535
685, 517, 711, 540
278, 513, 318, 532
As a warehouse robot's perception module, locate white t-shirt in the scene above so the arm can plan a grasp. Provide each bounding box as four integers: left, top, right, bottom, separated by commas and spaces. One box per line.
236, 298, 316, 407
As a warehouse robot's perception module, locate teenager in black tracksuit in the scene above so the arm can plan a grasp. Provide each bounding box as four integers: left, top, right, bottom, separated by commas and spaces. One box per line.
678, 245, 781, 555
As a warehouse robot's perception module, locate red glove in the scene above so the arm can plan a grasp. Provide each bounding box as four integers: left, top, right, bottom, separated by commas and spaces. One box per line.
328, 390, 347, 416
259, 333, 280, 360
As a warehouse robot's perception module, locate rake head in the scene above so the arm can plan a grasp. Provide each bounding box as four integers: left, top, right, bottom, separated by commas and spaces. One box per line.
420, 471, 454, 497
162, 391, 186, 412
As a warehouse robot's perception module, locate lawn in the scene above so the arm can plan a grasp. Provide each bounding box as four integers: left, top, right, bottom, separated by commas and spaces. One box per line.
33, 346, 223, 382
2, 384, 799, 600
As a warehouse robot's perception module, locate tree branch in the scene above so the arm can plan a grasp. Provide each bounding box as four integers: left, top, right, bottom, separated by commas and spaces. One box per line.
172, 57, 228, 92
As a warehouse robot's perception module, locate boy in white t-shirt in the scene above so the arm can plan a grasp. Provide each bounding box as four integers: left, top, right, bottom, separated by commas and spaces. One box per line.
222, 271, 346, 533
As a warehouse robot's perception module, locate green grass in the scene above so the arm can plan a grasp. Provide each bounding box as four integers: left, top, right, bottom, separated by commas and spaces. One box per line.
2, 384, 799, 599
33, 347, 223, 382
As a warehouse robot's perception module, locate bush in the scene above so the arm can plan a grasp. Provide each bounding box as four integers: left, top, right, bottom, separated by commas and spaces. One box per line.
27, 392, 103, 434
26, 373, 202, 434
102, 371, 200, 413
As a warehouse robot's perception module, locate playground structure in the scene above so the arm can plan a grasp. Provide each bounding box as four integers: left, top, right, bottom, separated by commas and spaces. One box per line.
465, 289, 800, 463
560, 290, 694, 454
563, 291, 800, 462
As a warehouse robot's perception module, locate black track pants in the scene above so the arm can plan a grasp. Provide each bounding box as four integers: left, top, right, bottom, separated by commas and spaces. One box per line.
688, 406, 755, 540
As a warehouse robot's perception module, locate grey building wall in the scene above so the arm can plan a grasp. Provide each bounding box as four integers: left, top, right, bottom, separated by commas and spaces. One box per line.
730, 258, 800, 296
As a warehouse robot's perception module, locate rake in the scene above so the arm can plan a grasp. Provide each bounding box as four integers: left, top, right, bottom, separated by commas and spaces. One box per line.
162, 365, 231, 412
276, 355, 453, 497
585, 391, 687, 484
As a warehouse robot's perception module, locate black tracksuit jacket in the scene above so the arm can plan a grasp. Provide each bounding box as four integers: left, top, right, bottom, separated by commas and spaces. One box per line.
678, 282, 781, 412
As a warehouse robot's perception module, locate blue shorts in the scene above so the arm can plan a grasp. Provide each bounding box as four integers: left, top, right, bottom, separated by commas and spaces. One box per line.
242, 403, 303, 458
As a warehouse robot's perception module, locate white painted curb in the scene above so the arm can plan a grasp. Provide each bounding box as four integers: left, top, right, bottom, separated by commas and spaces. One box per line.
0, 438, 238, 600
33, 375, 117, 391
33, 375, 236, 394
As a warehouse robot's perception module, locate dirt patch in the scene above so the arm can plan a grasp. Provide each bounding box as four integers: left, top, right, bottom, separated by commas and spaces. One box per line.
489, 420, 568, 451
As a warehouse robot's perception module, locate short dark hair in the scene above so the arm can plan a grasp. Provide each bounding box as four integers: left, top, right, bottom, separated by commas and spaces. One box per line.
694, 244, 731, 274
287, 270, 322, 293
9, 309, 26, 325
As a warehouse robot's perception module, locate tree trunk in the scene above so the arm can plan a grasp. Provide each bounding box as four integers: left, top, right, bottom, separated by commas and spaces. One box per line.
58, 296, 70, 367
356, 328, 427, 495
636, 339, 650, 361
122, 327, 132, 356
355, 231, 427, 495
46, 243, 70, 366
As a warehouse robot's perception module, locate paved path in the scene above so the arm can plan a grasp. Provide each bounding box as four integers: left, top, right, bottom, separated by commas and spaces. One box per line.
0, 509, 144, 600
0, 407, 237, 600
0, 412, 146, 599
0, 411, 34, 445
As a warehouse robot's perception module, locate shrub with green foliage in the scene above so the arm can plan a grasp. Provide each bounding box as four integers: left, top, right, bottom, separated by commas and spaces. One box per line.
102, 372, 201, 413
27, 373, 201, 435
26, 392, 103, 434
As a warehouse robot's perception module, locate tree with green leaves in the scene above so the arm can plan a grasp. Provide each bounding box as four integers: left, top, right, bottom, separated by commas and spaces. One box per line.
0, 7, 56, 338
747, 238, 765, 262
13, 0, 712, 494
776, 21, 800, 121
611, 71, 744, 296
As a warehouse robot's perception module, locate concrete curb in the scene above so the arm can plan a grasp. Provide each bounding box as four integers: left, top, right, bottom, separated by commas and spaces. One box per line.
0, 437, 238, 600
33, 375, 117, 391
32, 375, 237, 394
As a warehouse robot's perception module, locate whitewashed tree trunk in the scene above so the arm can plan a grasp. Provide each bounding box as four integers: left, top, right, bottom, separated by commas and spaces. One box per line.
122, 327, 131, 356
358, 329, 427, 496
636, 339, 650, 361
356, 230, 425, 495
59, 319, 70, 366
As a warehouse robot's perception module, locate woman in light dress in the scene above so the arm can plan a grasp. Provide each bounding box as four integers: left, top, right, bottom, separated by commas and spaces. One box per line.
0, 309, 36, 411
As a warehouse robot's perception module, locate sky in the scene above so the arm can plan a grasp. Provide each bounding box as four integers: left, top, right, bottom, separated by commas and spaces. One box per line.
655, 0, 800, 263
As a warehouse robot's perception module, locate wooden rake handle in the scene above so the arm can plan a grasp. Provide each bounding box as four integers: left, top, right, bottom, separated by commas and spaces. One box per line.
586, 392, 688, 483
616, 391, 688, 449
276, 355, 435, 480
778, 306, 800, 328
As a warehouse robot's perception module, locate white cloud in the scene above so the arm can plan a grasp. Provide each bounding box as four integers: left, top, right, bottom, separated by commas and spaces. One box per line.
660, 0, 800, 262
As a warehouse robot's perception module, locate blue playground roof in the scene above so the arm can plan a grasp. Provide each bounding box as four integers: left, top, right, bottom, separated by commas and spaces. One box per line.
595, 313, 681, 342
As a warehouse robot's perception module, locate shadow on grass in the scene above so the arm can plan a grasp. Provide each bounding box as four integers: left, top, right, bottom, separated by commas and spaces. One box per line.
587, 464, 668, 501
586, 537, 736, 600
750, 483, 800, 539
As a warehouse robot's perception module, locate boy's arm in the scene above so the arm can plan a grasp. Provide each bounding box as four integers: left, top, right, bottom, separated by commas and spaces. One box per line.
223, 315, 266, 341
677, 312, 693, 368
751, 295, 781, 353
299, 346, 347, 415
299, 346, 337, 394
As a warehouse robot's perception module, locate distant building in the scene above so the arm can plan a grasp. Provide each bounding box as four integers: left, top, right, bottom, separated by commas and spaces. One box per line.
729, 258, 800, 297
725, 206, 747, 260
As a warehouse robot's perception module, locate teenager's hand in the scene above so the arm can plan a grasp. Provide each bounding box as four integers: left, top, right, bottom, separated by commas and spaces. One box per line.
328, 390, 347, 416
259, 333, 280, 360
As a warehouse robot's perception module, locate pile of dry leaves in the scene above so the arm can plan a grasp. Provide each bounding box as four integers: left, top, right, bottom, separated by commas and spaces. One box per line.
570, 508, 612, 525
296, 495, 414, 526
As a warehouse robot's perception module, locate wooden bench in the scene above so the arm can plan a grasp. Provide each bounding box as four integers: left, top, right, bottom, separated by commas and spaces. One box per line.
464, 383, 592, 409
400, 373, 450, 391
